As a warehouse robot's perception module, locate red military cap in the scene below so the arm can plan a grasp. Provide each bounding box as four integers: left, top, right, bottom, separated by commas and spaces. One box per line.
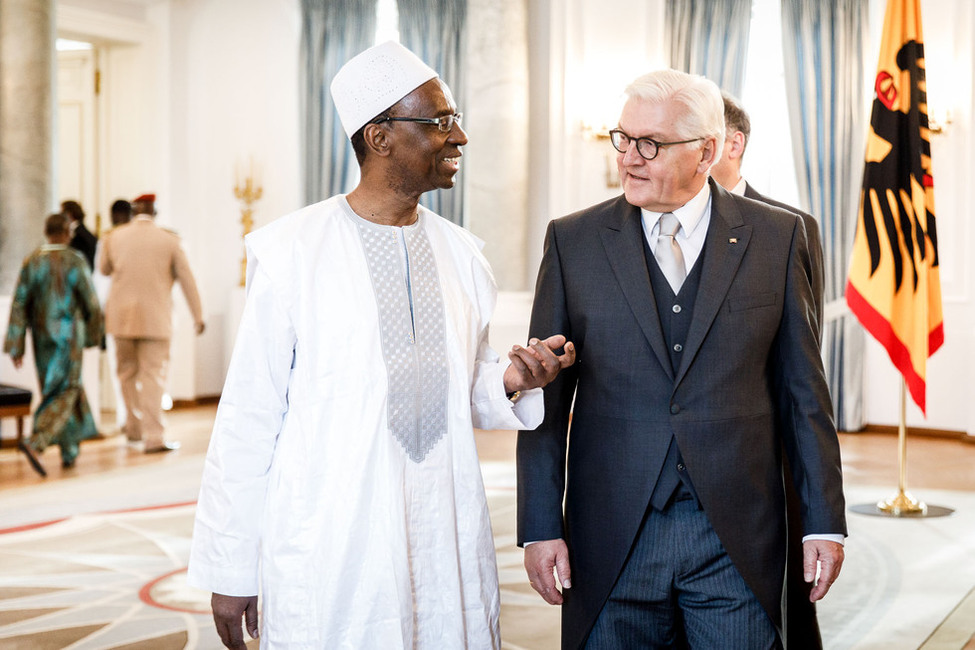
133, 193, 156, 203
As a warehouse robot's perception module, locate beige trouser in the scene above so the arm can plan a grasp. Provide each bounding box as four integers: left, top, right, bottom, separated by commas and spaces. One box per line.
114, 337, 170, 449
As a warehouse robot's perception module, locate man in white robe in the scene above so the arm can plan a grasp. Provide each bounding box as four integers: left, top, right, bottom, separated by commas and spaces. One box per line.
188, 41, 575, 649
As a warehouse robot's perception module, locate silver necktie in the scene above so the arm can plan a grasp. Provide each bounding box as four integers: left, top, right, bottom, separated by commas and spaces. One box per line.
654, 212, 686, 293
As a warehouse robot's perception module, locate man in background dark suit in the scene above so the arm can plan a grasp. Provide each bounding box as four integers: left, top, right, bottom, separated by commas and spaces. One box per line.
62, 200, 97, 269
517, 69, 847, 649
710, 91, 829, 649
710, 91, 824, 332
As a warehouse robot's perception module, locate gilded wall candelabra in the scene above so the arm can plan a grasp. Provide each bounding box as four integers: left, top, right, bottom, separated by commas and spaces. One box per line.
234, 166, 263, 286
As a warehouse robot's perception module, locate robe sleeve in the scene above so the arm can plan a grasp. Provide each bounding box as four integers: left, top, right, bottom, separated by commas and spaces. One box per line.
187, 252, 296, 596
3, 258, 32, 358
470, 331, 543, 430
465, 249, 543, 431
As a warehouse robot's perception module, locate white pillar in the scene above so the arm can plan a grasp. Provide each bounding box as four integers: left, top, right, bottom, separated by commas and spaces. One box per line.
0, 0, 56, 293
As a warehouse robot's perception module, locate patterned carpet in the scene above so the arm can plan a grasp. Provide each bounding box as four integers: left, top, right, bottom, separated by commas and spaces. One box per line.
1, 455, 974, 649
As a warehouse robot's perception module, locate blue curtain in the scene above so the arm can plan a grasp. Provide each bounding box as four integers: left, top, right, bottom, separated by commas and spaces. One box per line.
780, 0, 870, 431
300, 0, 378, 205
397, 0, 467, 225
665, 0, 752, 96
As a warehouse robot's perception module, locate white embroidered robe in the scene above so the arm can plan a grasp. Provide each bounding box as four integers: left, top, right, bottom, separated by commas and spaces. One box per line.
188, 196, 542, 649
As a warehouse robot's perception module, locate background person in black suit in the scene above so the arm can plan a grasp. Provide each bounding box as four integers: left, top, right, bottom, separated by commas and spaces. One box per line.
62, 199, 97, 269
516, 68, 847, 649
710, 91, 824, 332
710, 91, 829, 649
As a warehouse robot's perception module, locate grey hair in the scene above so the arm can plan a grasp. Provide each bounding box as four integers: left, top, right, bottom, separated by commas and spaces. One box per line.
624, 69, 726, 162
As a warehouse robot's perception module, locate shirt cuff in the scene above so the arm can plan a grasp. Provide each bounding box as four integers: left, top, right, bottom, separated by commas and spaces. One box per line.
801, 533, 845, 545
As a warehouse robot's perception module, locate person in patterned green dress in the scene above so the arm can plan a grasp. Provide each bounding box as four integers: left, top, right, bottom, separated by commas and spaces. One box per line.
4, 213, 104, 473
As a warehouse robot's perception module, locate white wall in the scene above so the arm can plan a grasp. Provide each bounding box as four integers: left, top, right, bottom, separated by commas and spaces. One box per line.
526, 0, 667, 281
162, 0, 302, 398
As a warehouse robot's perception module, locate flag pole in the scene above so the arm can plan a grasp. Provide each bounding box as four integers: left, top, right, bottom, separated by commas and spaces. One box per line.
877, 380, 926, 515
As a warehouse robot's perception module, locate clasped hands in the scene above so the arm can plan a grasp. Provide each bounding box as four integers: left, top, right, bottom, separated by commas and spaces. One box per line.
503, 334, 576, 394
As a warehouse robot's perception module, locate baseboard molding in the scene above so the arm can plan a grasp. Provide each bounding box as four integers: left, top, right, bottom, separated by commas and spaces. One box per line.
847, 424, 974, 443
170, 395, 221, 409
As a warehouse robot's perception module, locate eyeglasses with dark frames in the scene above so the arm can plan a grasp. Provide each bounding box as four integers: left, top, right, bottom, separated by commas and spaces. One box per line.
608, 128, 703, 161
372, 112, 463, 133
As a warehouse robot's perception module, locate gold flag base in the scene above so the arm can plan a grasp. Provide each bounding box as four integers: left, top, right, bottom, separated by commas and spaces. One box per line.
850, 500, 954, 518
849, 381, 954, 519
877, 490, 926, 516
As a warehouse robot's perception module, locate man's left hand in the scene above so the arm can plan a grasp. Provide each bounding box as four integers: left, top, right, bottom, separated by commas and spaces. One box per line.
803, 539, 844, 601
504, 335, 576, 393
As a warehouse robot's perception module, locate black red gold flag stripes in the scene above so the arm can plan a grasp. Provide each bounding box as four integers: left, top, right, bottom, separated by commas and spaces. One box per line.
846, 0, 943, 414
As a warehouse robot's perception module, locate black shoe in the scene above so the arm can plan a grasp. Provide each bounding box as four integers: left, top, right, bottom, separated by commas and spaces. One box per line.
145, 441, 181, 454
18, 441, 47, 477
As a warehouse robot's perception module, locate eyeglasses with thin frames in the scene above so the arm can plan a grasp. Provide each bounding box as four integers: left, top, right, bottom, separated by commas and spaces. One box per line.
608, 128, 703, 161
372, 113, 463, 133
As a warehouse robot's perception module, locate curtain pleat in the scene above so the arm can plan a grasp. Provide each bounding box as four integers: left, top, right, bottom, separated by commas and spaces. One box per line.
300, 0, 378, 205
397, 0, 468, 225
665, 0, 752, 96
780, 0, 870, 431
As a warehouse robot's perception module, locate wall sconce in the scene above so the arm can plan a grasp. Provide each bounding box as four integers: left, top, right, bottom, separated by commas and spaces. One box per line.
580, 119, 620, 188
581, 118, 612, 141
927, 108, 951, 135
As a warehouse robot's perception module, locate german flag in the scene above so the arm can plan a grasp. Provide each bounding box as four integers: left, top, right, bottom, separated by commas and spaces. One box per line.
846, 0, 943, 414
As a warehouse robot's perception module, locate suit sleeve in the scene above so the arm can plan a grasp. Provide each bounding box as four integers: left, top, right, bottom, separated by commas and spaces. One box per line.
516, 220, 579, 545
797, 213, 825, 340
172, 244, 204, 324
187, 255, 295, 596
772, 219, 847, 537
98, 233, 113, 276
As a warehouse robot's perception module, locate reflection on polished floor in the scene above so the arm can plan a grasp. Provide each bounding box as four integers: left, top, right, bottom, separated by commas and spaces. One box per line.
1, 405, 974, 649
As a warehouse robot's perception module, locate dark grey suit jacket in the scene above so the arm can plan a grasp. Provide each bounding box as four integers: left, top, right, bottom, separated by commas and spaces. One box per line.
744, 182, 824, 336
743, 181, 827, 649
516, 180, 846, 649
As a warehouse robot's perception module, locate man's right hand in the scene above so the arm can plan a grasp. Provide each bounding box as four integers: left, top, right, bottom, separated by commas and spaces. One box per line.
211, 593, 259, 649
524, 539, 572, 605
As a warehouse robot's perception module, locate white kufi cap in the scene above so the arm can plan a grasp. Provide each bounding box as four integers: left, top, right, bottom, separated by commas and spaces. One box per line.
330, 40, 439, 138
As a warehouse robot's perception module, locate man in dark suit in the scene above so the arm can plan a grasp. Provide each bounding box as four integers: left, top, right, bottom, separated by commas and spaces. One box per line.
62, 200, 97, 269
711, 91, 829, 649
517, 69, 847, 648
710, 92, 824, 333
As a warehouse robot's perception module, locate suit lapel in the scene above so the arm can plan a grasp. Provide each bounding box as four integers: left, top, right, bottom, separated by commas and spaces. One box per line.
598, 200, 674, 380
674, 182, 752, 386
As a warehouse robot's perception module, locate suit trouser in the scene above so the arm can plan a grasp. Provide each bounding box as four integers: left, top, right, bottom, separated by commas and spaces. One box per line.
585, 497, 779, 649
114, 337, 170, 449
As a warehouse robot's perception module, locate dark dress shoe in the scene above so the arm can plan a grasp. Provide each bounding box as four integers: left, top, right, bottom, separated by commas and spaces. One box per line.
18, 441, 47, 477
145, 441, 181, 454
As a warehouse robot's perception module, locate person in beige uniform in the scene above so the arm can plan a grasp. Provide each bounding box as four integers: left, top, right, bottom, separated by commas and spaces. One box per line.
99, 194, 205, 453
